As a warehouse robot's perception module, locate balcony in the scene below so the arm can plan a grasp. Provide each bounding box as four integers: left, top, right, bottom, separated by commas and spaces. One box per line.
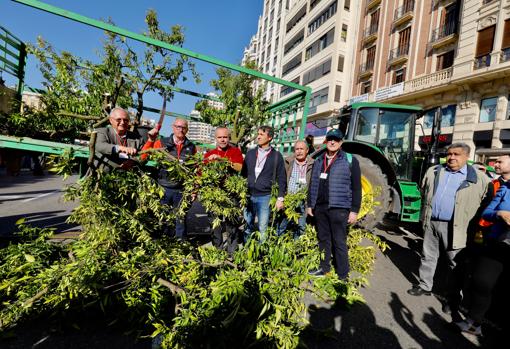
366, 0, 381, 13
362, 24, 378, 45
474, 54, 491, 70
393, 0, 414, 28
429, 21, 458, 49
403, 67, 453, 94
388, 45, 409, 66
482, 0, 497, 5
500, 48, 510, 63
359, 61, 375, 79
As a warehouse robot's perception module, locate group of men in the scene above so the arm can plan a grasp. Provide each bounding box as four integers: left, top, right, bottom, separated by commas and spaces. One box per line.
95, 107, 361, 280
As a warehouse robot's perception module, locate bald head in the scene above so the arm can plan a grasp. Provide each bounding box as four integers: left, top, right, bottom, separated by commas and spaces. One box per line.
215, 127, 231, 149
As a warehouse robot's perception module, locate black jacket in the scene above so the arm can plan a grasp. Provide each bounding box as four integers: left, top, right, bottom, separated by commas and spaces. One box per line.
241, 147, 287, 198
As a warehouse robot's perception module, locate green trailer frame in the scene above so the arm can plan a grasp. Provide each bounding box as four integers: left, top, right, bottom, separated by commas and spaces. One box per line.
2, 0, 311, 157
0, 24, 26, 98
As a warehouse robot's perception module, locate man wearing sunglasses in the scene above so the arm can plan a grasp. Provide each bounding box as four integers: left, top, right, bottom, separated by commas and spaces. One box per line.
95, 107, 143, 168
307, 129, 362, 279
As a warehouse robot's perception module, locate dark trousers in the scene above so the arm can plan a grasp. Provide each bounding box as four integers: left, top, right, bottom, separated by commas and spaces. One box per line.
315, 204, 349, 279
162, 187, 186, 239
469, 242, 509, 323
212, 221, 239, 256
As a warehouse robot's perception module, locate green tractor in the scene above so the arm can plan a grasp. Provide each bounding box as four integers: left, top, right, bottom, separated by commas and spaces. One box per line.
314, 102, 438, 229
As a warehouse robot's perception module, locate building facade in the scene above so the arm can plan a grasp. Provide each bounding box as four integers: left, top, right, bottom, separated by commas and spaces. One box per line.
350, 0, 510, 160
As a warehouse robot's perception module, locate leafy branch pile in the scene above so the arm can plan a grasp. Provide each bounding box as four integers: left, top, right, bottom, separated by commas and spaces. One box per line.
0, 154, 387, 348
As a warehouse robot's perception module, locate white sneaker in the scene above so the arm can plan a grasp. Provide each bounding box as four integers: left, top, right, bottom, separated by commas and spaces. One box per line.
455, 318, 482, 336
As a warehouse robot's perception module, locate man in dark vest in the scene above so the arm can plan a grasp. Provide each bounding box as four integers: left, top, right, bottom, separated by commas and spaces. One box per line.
307, 129, 362, 279
142, 118, 196, 240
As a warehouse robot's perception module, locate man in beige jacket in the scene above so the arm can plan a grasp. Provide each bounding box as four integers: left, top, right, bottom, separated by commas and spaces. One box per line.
408, 143, 490, 320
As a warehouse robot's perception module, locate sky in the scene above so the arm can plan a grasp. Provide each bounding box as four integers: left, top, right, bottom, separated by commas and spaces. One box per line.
0, 0, 263, 136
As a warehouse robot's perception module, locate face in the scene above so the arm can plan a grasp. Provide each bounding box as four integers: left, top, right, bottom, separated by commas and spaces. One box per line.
294, 141, 308, 161
257, 129, 272, 147
109, 109, 130, 134
326, 137, 342, 153
446, 147, 469, 171
215, 128, 230, 149
494, 155, 510, 175
172, 119, 188, 139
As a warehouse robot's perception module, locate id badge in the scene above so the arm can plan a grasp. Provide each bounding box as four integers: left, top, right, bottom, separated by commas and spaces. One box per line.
255, 167, 262, 177
298, 178, 306, 184
320, 173, 328, 179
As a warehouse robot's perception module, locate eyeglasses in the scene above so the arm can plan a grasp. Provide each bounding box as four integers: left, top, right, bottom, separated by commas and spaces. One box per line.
173, 125, 188, 130
113, 118, 130, 124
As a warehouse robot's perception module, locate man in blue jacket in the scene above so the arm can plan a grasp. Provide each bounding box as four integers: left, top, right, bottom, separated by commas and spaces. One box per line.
307, 129, 362, 279
241, 125, 287, 242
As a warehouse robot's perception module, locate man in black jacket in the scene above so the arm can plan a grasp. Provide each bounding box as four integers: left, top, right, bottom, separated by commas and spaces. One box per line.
241, 126, 286, 242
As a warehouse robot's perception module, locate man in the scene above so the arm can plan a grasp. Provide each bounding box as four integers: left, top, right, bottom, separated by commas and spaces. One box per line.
204, 127, 244, 253
408, 143, 490, 316
307, 129, 361, 279
241, 125, 286, 242
278, 140, 314, 238
95, 108, 143, 169
142, 118, 196, 240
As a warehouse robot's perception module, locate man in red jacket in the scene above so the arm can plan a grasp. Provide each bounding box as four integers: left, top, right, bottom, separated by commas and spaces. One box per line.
204, 127, 243, 254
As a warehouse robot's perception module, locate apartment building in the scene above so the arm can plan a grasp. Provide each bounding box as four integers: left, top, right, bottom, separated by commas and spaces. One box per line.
243, 0, 360, 142
350, 0, 510, 160
187, 120, 215, 144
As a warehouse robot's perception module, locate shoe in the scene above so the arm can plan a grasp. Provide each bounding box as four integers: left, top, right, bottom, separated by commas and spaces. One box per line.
407, 285, 431, 296
455, 319, 482, 336
309, 268, 327, 277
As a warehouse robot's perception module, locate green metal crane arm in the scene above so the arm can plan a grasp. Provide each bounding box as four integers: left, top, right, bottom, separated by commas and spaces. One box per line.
12, 0, 311, 94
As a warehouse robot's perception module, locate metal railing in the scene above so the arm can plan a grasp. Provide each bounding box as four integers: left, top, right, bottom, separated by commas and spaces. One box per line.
363, 24, 378, 39
404, 67, 452, 93
500, 48, 510, 63
394, 0, 415, 21
430, 21, 457, 44
474, 54, 491, 69
359, 61, 375, 74
388, 45, 409, 62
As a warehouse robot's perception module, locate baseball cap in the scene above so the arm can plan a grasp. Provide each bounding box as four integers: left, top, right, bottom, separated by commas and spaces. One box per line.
325, 129, 344, 140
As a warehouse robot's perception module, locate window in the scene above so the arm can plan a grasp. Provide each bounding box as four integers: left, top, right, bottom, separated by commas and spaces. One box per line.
394, 68, 406, 84
309, 87, 329, 114
282, 53, 302, 76
308, 1, 338, 35
334, 85, 342, 102
305, 27, 335, 60
277, 19, 281, 31
280, 77, 300, 97
361, 80, 371, 94
366, 45, 376, 69
480, 97, 498, 122
475, 25, 495, 68
398, 27, 411, 52
284, 29, 304, 55
344, 0, 350, 10
338, 55, 344, 72
369, 9, 380, 33
286, 5, 307, 33
302, 58, 332, 85
501, 20, 510, 62
341, 24, 348, 42
310, 0, 322, 10
437, 50, 454, 70
423, 105, 456, 128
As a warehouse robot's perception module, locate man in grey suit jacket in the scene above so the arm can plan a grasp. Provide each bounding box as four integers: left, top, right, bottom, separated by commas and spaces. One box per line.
94, 107, 143, 169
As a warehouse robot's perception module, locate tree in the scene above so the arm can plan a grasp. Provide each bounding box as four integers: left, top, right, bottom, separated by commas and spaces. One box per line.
195, 60, 269, 147
0, 9, 199, 141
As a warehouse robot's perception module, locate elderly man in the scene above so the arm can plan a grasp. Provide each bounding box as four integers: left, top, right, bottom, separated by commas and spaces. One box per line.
408, 143, 490, 318
204, 127, 244, 253
95, 108, 143, 168
142, 118, 196, 240
278, 140, 314, 238
241, 125, 287, 242
307, 129, 361, 279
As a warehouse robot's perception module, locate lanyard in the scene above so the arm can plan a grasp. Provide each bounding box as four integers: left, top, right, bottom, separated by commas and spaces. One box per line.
256, 148, 272, 168
114, 130, 127, 147
217, 146, 229, 158
176, 143, 183, 159
323, 153, 337, 173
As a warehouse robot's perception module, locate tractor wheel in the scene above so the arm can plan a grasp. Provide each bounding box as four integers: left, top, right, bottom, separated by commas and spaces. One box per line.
354, 154, 391, 230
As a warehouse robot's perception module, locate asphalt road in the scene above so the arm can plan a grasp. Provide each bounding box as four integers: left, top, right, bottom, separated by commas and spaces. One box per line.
0, 171, 501, 348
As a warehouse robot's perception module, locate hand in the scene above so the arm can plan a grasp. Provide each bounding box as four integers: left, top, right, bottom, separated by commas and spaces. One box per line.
306, 207, 314, 216
207, 154, 221, 161
147, 127, 160, 142
118, 146, 138, 156
276, 200, 284, 211
348, 212, 358, 224
497, 210, 510, 225
191, 193, 197, 202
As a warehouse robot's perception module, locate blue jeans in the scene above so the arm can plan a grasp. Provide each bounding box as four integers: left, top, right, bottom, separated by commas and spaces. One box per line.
162, 187, 186, 240
244, 194, 271, 242
277, 202, 306, 238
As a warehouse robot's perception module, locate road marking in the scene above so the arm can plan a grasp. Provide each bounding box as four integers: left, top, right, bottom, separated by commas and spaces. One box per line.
21, 190, 60, 203
0, 195, 26, 201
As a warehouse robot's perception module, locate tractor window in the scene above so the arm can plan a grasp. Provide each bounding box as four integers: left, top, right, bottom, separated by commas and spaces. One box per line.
354, 108, 378, 143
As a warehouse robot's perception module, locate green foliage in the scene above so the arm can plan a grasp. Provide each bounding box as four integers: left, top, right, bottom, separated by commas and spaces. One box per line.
195, 60, 269, 147
0, 153, 387, 348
